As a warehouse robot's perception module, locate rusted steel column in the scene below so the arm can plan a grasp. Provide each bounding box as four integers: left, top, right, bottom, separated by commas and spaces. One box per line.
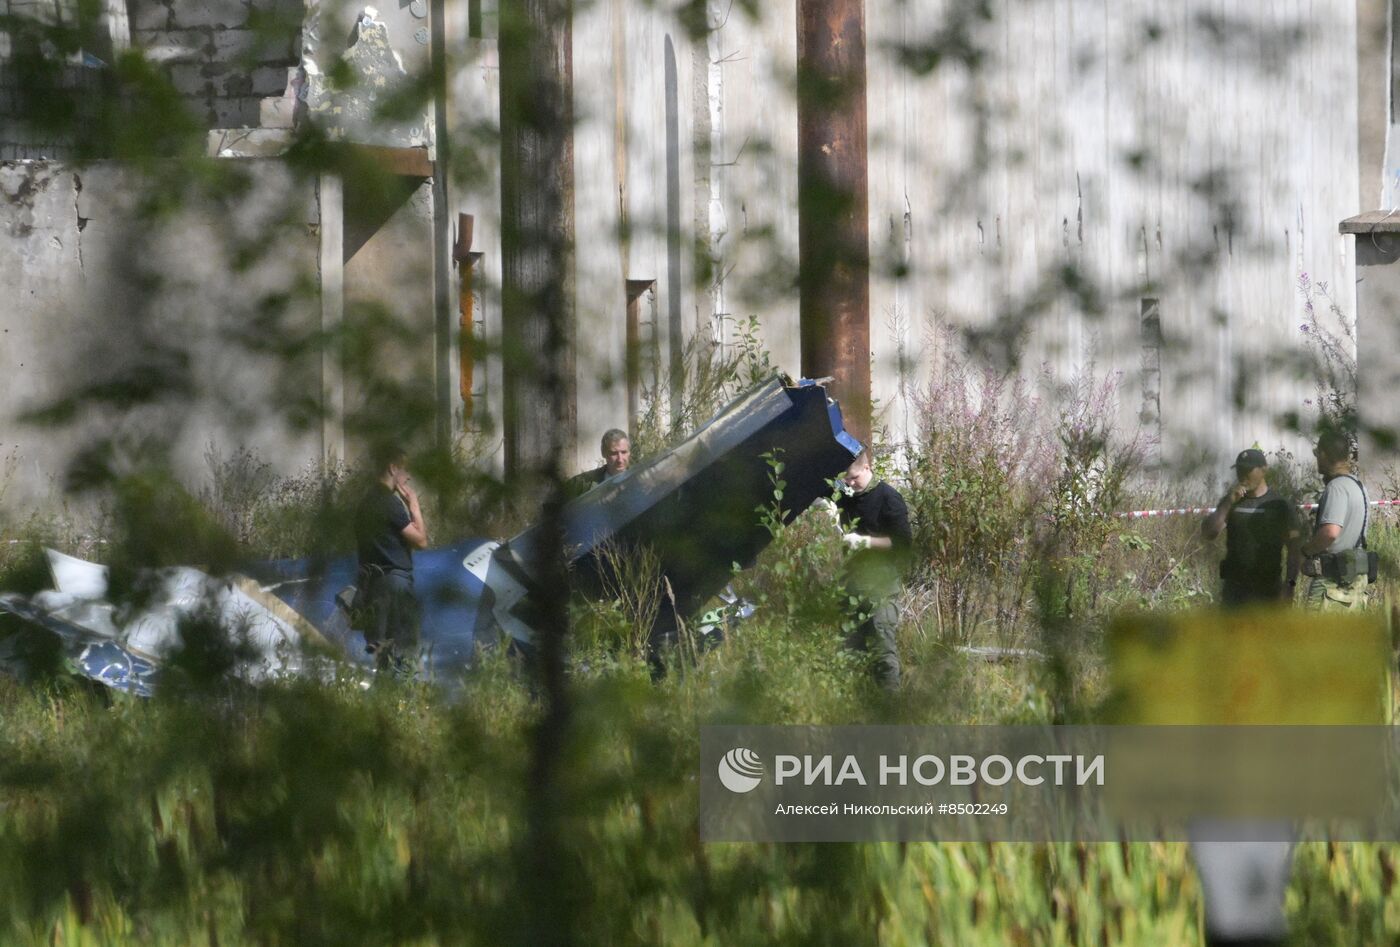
499, 0, 577, 483
797, 0, 872, 444
453, 213, 484, 420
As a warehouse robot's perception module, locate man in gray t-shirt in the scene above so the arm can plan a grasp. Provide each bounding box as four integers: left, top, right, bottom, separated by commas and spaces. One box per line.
1300, 430, 1371, 610
1317, 475, 1366, 553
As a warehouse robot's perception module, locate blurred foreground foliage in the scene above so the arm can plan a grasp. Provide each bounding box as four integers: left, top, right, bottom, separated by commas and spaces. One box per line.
4, 349, 1400, 944
2, 0, 1390, 941
3, 609, 1400, 945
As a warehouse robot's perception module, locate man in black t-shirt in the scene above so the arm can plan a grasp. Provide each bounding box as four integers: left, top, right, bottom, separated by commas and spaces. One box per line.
836, 450, 912, 688
354, 445, 429, 677
1201, 448, 1301, 607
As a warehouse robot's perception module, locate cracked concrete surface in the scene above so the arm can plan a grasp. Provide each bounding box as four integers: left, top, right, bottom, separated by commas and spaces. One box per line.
304, 6, 429, 148
1, 158, 325, 513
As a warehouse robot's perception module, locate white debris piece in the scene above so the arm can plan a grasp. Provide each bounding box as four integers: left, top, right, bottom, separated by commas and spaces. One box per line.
20, 549, 314, 683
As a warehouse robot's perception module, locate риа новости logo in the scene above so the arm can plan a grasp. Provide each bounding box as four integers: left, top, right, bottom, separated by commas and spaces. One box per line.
718, 748, 764, 793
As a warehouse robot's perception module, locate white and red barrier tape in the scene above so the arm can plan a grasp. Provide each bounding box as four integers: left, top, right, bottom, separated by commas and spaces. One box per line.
1118, 499, 1400, 519
6, 503, 1400, 542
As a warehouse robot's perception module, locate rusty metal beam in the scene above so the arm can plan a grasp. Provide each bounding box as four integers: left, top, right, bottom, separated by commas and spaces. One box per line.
499, 0, 577, 483
797, 0, 872, 445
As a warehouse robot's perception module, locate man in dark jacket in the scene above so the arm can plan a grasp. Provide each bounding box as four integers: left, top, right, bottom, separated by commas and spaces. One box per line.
1201, 447, 1301, 607
354, 445, 429, 677
565, 429, 632, 499
836, 450, 912, 688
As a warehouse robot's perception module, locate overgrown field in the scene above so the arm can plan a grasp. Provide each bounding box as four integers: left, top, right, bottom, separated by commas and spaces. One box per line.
4, 352, 1399, 945
2, 493, 1400, 944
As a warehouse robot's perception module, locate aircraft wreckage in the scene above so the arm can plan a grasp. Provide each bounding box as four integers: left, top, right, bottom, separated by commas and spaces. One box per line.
0, 376, 862, 694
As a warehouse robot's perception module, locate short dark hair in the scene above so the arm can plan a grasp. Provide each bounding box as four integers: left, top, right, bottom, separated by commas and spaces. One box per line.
601, 429, 629, 452
370, 442, 408, 474
1316, 429, 1353, 463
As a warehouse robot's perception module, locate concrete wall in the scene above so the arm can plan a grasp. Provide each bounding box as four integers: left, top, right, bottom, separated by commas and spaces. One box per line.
0, 0, 1370, 514
877, 0, 1358, 469
342, 174, 439, 448
1355, 233, 1400, 461
1, 158, 325, 510
127, 0, 303, 129
1, 0, 444, 517
1356, 0, 1388, 210
0, 153, 438, 510
447, 0, 1361, 477
0, 0, 100, 159
0, 0, 303, 156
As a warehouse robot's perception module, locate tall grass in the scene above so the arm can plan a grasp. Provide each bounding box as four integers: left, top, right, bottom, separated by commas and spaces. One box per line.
5, 342, 1400, 944
199, 432, 521, 562
4, 626, 1400, 944
901, 331, 1154, 653
631, 316, 777, 460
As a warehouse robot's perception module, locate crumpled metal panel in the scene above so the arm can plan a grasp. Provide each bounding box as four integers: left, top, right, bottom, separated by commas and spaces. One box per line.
0, 377, 860, 690
0, 550, 315, 693
506, 375, 862, 619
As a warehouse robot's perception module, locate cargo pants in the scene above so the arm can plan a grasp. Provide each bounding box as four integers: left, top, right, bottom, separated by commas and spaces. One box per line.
1303, 575, 1369, 611
843, 597, 901, 689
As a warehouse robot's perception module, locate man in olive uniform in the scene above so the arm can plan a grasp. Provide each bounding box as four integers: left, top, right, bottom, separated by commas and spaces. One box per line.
836, 450, 911, 689
1300, 430, 1373, 610
1201, 448, 1301, 607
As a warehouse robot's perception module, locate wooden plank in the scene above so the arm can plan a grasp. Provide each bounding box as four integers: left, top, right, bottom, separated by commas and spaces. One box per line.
1340, 210, 1400, 233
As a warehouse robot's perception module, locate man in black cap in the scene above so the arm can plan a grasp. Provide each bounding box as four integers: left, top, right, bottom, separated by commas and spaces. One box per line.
1299, 429, 1373, 610
1201, 448, 1302, 607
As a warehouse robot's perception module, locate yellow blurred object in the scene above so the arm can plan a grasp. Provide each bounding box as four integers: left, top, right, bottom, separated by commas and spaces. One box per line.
1107, 605, 1391, 725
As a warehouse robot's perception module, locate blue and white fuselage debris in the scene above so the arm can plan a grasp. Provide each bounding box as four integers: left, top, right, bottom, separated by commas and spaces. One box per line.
0, 376, 862, 694
0, 550, 320, 694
